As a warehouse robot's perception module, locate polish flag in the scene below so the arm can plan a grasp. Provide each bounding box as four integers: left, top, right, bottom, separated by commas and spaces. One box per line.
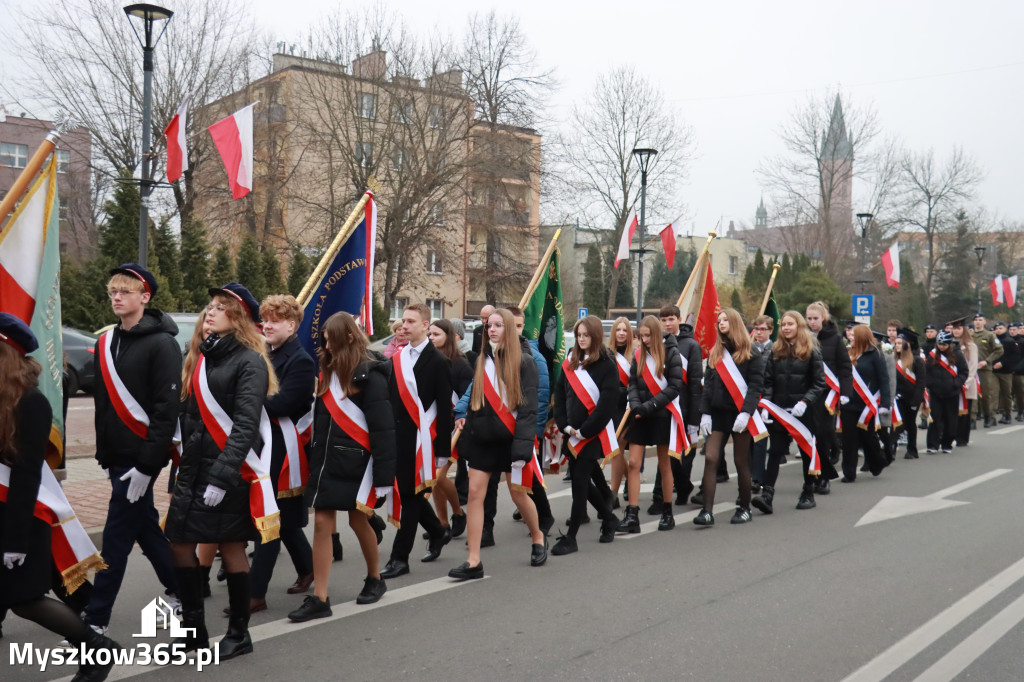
208, 103, 255, 200
991, 275, 1004, 306
163, 95, 190, 183
1003, 275, 1017, 308
658, 218, 684, 269
881, 241, 900, 288
0, 159, 55, 322
614, 214, 638, 268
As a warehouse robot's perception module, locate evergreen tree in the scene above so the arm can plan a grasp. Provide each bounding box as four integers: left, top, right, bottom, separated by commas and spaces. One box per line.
786, 265, 847, 318
287, 245, 314, 297
608, 253, 634, 309
730, 288, 743, 313
60, 259, 115, 331
262, 248, 284, 297
743, 248, 767, 292
98, 178, 142, 266
151, 219, 182, 310
235, 235, 265, 299
582, 243, 607, 317
211, 243, 235, 285
371, 301, 391, 341
644, 246, 697, 307
932, 211, 977, 323
179, 218, 211, 311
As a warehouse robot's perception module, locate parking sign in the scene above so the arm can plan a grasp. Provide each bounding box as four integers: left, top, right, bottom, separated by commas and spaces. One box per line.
852, 295, 873, 317
578, 307, 588, 319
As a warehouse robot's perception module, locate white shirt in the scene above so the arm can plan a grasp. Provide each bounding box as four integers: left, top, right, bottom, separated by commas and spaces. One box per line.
407, 337, 430, 366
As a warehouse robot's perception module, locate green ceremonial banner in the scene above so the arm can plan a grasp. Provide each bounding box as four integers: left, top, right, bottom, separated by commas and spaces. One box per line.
522, 249, 566, 388
764, 289, 780, 342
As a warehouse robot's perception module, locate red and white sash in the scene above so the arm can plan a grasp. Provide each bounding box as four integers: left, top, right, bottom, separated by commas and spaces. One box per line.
976, 374, 982, 398
636, 348, 690, 458
896, 360, 916, 386
929, 349, 967, 415
892, 400, 903, 428
274, 410, 313, 499
716, 352, 767, 441
540, 422, 567, 473
509, 438, 546, 493
823, 363, 841, 414
758, 399, 819, 475
98, 331, 150, 439
483, 355, 519, 434
852, 367, 880, 431
191, 357, 280, 543
562, 358, 620, 462
0, 462, 106, 594
393, 346, 438, 493
614, 351, 630, 387
354, 457, 402, 528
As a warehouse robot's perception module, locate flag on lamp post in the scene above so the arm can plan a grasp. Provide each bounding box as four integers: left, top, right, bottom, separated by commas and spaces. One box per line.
991, 275, 1004, 306
881, 242, 900, 288
163, 94, 190, 183
208, 103, 255, 200
1002, 275, 1017, 308
614, 214, 637, 268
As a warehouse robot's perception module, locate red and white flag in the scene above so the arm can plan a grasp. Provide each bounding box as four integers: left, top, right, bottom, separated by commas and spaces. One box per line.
614, 214, 638, 268
1003, 275, 1017, 307
163, 95, 190, 183
208, 102, 255, 200
991, 275, 1004, 306
658, 218, 685, 269
0, 159, 54, 323
881, 241, 900, 288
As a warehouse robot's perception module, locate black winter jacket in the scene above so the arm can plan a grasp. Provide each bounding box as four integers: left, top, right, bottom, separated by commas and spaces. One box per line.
924, 349, 968, 399
995, 333, 1020, 375
554, 350, 619, 459
895, 355, 926, 410
815, 320, 852, 397
465, 336, 539, 462
306, 360, 396, 510
675, 325, 705, 426
843, 346, 891, 412
265, 336, 315, 526
762, 346, 827, 409
165, 333, 269, 543
628, 333, 684, 418
93, 309, 181, 476
700, 346, 765, 415
450, 355, 474, 398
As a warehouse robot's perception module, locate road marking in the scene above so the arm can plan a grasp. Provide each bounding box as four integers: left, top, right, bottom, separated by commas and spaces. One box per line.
913, 589, 1024, 681
840, 554, 1024, 682
989, 424, 1024, 435
68, 406, 93, 411
855, 469, 1012, 527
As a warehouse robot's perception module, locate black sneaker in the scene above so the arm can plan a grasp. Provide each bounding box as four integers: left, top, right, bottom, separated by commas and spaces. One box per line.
551, 534, 578, 556
356, 577, 387, 605
693, 509, 714, 526
796, 492, 816, 510
815, 479, 831, 495
599, 517, 617, 543
288, 595, 331, 622
730, 508, 752, 524
690, 491, 705, 506
646, 500, 662, 515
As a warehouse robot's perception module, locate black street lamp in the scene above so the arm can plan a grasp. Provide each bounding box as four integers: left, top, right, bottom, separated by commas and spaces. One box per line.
974, 246, 986, 313
631, 147, 657, 324
124, 3, 173, 268
855, 212, 874, 294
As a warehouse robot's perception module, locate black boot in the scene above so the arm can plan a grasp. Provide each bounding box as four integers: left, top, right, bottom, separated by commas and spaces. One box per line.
657, 502, 675, 531
69, 626, 122, 682
218, 572, 253, 660
796, 485, 816, 510
199, 564, 212, 599
751, 485, 774, 515
599, 514, 618, 543
173, 566, 209, 652
332, 532, 344, 561
616, 505, 641, 534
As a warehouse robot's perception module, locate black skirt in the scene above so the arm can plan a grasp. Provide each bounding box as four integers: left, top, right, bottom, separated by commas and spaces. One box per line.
461, 427, 514, 473
305, 445, 372, 512
627, 412, 671, 446
711, 408, 740, 433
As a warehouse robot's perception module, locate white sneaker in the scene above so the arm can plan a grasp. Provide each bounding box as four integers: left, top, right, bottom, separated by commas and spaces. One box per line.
58, 623, 106, 648
156, 596, 182, 627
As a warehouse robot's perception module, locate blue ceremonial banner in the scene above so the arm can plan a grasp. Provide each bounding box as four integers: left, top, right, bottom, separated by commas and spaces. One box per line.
297, 193, 377, 359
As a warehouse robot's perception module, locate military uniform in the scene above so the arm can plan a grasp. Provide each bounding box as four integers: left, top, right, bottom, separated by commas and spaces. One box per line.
972, 326, 1003, 425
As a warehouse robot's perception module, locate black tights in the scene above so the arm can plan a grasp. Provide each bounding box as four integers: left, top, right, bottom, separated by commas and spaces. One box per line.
567, 457, 613, 537
172, 541, 250, 573
702, 430, 752, 511
11, 596, 92, 643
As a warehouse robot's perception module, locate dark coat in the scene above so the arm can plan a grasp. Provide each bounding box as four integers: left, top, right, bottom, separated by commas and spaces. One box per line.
762, 346, 827, 409
165, 333, 269, 543
553, 350, 619, 460
627, 332, 685, 418
895, 355, 926, 410
612, 345, 631, 424
675, 325, 705, 426
388, 341, 454, 474
0, 390, 53, 607
306, 360, 397, 511
924, 349, 968, 399
816, 319, 852, 397
450, 355, 474, 399
842, 346, 892, 412
995, 333, 1020, 374
699, 347, 766, 415
93, 309, 181, 476
464, 336, 539, 463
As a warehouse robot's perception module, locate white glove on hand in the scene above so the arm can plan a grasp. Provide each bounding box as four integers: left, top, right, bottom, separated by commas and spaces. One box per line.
791, 401, 807, 418
878, 407, 891, 416
203, 484, 226, 507
375, 487, 391, 499
699, 414, 712, 436
840, 396, 850, 406
687, 425, 699, 440
119, 467, 152, 503
435, 457, 449, 469
760, 408, 773, 424
3, 552, 26, 569
732, 412, 750, 433
510, 459, 527, 471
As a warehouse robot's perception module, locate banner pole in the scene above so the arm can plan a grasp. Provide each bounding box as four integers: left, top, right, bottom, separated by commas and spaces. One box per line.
0, 132, 58, 230
758, 263, 782, 316
518, 228, 562, 309
675, 229, 717, 309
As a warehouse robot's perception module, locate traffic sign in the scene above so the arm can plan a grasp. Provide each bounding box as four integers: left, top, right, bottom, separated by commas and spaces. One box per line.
578, 307, 588, 319
852, 295, 874, 317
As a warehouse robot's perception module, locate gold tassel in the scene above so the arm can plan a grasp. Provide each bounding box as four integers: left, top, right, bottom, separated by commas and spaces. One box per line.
60, 554, 108, 595
254, 511, 281, 543
276, 486, 306, 499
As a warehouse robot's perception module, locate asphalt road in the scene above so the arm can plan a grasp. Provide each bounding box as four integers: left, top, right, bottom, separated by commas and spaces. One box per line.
7, 422, 1024, 682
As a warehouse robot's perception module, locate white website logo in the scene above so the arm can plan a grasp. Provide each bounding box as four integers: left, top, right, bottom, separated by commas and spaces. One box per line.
134, 597, 195, 639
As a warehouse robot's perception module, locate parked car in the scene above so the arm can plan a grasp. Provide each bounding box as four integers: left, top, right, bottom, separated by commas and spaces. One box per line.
168, 312, 200, 352
63, 327, 97, 395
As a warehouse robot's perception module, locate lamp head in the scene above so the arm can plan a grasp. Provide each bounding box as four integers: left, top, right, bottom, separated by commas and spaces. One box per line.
631, 147, 658, 174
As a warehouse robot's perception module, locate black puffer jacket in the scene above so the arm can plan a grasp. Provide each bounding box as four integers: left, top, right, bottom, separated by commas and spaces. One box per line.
995, 333, 1020, 375
553, 350, 619, 460
628, 332, 684, 417
924, 349, 968, 399
165, 333, 269, 543
842, 346, 891, 412
762, 346, 826, 409
93, 309, 181, 476
464, 336, 538, 462
699, 346, 766, 415
816, 319, 852, 396
675, 325, 705, 426
450, 355, 474, 398
895, 355, 926, 409
306, 360, 396, 511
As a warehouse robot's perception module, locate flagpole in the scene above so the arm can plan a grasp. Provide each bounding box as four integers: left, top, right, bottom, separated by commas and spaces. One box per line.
758, 263, 782, 316
517, 228, 562, 309
675, 229, 717, 309
0, 132, 58, 229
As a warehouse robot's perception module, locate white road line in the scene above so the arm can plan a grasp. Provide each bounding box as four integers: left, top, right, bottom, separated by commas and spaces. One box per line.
927, 468, 1012, 499
913, 590, 1024, 682
989, 425, 1024, 435
840, 554, 1024, 682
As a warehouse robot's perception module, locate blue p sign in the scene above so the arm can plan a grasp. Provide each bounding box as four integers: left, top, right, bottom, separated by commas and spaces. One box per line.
852, 295, 874, 317
578, 307, 588, 319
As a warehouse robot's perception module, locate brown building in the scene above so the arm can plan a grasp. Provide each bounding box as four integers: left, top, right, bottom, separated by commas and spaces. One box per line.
0, 113, 94, 261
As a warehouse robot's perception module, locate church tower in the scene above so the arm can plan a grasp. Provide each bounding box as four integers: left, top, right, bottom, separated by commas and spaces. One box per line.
755, 196, 768, 228
819, 94, 853, 231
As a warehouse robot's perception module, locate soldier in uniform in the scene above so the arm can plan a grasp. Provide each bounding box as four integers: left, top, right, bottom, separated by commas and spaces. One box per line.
970, 314, 1003, 427
992, 321, 1020, 424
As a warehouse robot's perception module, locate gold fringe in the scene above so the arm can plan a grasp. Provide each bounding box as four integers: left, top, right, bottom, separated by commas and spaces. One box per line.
508, 483, 533, 495
61, 554, 107, 595
255, 511, 281, 543
415, 480, 435, 495
387, 513, 400, 529
355, 501, 374, 517
159, 512, 167, 531
752, 430, 769, 443
277, 486, 306, 499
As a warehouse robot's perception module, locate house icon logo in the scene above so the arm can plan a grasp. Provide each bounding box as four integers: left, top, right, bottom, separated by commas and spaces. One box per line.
134, 596, 195, 638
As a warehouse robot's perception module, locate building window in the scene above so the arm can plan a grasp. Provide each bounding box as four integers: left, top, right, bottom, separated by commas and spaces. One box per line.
357, 92, 377, 120
729, 255, 738, 275
429, 104, 443, 129
395, 99, 414, 125
426, 249, 442, 274
390, 297, 409, 321
391, 148, 405, 172
58, 203, 69, 221
426, 298, 443, 320
1, 143, 28, 168
56, 150, 71, 174
355, 142, 373, 168
429, 203, 445, 226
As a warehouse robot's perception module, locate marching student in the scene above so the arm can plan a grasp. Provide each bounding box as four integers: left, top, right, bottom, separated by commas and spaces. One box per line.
165, 283, 278, 659
380, 304, 453, 579
749, 315, 775, 490
83, 264, 181, 637
450, 308, 547, 579
839, 325, 891, 481
805, 301, 848, 493
925, 330, 968, 453
950, 318, 977, 447
752, 311, 825, 514
607, 317, 634, 505
0, 314, 121, 682
696, 308, 765, 525
245, 295, 316, 615
893, 330, 926, 458
551, 316, 620, 554
616, 316, 685, 533
288, 312, 396, 622
428, 319, 471, 538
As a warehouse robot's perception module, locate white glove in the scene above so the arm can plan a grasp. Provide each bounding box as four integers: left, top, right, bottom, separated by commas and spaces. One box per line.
203, 484, 226, 507
687, 425, 699, 440
699, 414, 712, 436
375, 487, 391, 499
760, 408, 773, 424
119, 467, 152, 503
840, 396, 850, 406
732, 412, 750, 433
510, 459, 526, 471
791, 401, 807, 418
3, 552, 26, 569
435, 457, 449, 469
878, 407, 891, 416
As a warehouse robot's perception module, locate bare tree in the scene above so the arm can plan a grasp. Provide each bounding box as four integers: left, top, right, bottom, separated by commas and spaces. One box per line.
556, 66, 694, 311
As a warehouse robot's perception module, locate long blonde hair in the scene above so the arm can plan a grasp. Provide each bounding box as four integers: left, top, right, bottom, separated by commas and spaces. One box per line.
0, 343, 42, 461
181, 294, 279, 399
470, 308, 523, 411
635, 316, 666, 378
608, 316, 634, 354
772, 311, 817, 361
708, 308, 752, 368
317, 312, 372, 398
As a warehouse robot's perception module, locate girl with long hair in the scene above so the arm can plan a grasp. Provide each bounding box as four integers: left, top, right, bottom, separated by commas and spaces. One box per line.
950, 319, 978, 447
165, 284, 278, 659
751, 311, 825, 514
893, 331, 926, 458
696, 309, 765, 525
925, 330, 968, 453
427, 319, 471, 538
839, 325, 891, 481
449, 309, 546, 580
805, 301, 849, 492
616, 315, 684, 533
288, 312, 396, 622
607, 317, 634, 505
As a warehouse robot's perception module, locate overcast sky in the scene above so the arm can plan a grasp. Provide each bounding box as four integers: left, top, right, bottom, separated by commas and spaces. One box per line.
3, 0, 1022, 234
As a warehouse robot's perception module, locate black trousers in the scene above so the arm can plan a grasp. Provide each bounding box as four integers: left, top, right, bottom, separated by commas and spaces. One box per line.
840, 410, 884, 479
566, 457, 614, 536
484, 470, 552, 531
250, 525, 314, 599
956, 398, 974, 446
896, 398, 919, 454
763, 419, 816, 490
391, 454, 445, 562
927, 395, 958, 450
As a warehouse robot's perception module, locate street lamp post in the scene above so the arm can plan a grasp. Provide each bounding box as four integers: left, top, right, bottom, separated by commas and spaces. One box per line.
974, 246, 986, 313
855, 212, 874, 294
631, 148, 657, 324
124, 3, 173, 268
